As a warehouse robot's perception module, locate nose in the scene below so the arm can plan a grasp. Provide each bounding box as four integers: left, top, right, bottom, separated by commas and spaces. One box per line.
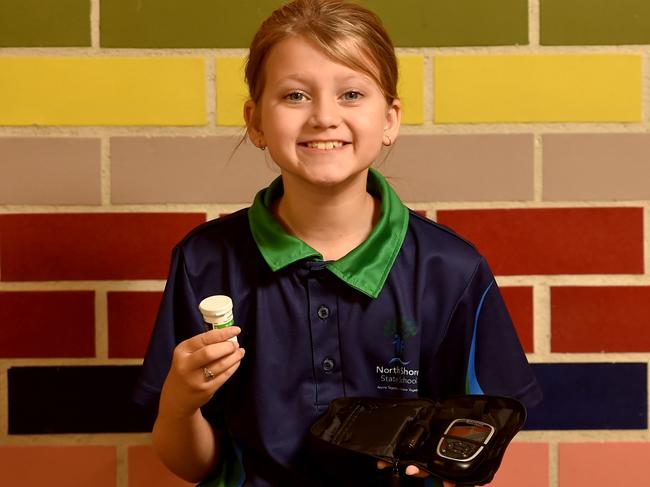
310, 96, 341, 128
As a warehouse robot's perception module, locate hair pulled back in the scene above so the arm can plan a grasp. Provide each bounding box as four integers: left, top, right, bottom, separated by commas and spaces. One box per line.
245, 0, 399, 107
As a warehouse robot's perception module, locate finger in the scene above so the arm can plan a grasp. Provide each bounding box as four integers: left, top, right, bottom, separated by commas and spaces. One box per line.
405, 465, 429, 478
203, 354, 244, 388
204, 347, 246, 378
443, 482, 455, 487
202, 326, 241, 344
181, 326, 241, 352
376, 460, 390, 470
188, 339, 241, 370
405, 465, 419, 476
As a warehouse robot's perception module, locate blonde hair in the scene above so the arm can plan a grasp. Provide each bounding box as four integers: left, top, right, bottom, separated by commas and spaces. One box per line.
245, 0, 399, 110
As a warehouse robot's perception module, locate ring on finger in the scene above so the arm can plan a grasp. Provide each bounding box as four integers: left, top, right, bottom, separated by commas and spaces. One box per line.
202, 367, 215, 381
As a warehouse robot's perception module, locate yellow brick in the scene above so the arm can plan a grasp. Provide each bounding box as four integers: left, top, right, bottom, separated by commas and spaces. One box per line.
215, 54, 424, 126
216, 56, 249, 126
434, 54, 641, 123
397, 55, 424, 125
0, 57, 206, 126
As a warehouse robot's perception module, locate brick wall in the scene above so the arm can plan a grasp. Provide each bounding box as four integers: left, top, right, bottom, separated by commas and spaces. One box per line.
1, 1, 649, 486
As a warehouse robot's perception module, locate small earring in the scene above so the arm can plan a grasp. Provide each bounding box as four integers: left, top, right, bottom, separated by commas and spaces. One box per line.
382, 135, 392, 147
260, 145, 266, 151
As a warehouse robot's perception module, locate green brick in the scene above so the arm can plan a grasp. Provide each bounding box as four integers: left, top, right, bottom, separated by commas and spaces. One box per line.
100, 0, 527, 48
100, 0, 282, 48
363, 0, 528, 47
541, 0, 650, 45
0, 0, 89, 47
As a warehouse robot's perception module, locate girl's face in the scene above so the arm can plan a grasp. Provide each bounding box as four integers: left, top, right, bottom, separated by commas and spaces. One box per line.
245, 35, 401, 189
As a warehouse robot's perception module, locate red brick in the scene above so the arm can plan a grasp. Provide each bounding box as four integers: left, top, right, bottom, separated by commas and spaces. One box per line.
436, 208, 643, 275
0, 446, 116, 487
128, 445, 194, 487
551, 286, 650, 352
500, 287, 534, 353
0, 213, 206, 281
108, 291, 162, 358
489, 442, 548, 487
559, 443, 650, 486
0, 291, 94, 358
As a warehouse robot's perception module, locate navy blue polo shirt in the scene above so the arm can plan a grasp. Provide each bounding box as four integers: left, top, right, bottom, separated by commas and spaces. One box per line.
134, 169, 541, 487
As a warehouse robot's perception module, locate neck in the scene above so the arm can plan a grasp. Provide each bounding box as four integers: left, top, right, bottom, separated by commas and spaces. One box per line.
274, 171, 380, 260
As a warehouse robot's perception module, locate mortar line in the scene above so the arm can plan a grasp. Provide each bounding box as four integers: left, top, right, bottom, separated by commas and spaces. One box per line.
496, 274, 650, 286
533, 132, 543, 202
534, 283, 551, 355
0, 281, 166, 291
549, 441, 559, 487
529, 0, 541, 48
116, 443, 128, 487
100, 135, 111, 206
423, 54, 434, 124
2, 44, 648, 58
2, 200, 648, 216
0, 358, 143, 367
95, 289, 109, 360
2, 123, 649, 138
526, 352, 650, 363
90, 0, 100, 49
206, 56, 217, 128
517, 429, 650, 441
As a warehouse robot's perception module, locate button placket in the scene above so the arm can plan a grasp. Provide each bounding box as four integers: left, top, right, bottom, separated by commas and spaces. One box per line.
306, 269, 343, 404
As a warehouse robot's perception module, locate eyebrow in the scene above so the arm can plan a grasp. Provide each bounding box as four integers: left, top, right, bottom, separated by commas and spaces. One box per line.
277, 73, 372, 85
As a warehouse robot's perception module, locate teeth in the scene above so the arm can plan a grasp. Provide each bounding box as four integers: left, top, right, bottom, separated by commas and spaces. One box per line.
305, 141, 344, 150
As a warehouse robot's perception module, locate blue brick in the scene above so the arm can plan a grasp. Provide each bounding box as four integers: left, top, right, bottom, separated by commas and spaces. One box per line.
525, 363, 647, 430
8, 366, 154, 434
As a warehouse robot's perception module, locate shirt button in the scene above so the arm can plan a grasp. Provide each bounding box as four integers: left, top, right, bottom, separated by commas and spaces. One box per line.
322, 357, 335, 372
317, 305, 330, 320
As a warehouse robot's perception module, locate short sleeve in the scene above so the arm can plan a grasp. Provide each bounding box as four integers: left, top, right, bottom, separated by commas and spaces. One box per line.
132, 245, 205, 409
434, 257, 542, 408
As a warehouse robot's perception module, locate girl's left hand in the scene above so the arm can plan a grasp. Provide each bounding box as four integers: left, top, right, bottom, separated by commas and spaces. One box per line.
376, 460, 455, 486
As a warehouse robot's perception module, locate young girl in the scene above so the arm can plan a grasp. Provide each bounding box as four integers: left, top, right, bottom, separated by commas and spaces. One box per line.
134, 1, 541, 486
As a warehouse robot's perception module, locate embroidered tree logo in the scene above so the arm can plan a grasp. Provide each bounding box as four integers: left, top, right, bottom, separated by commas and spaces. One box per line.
384, 318, 417, 366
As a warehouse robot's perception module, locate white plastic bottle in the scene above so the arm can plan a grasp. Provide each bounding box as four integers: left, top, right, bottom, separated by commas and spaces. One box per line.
199, 295, 237, 343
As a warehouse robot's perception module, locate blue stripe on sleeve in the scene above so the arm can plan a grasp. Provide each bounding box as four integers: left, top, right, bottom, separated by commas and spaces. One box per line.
466, 280, 494, 395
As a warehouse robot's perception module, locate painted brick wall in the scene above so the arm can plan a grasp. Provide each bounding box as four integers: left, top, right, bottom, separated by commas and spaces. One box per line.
1, 1, 649, 486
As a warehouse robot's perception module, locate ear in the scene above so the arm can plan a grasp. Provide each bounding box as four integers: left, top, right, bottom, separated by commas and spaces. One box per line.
384, 98, 401, 143
244, 100, 265, 148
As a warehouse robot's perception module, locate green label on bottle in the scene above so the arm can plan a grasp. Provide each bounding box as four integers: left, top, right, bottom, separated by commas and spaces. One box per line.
214, 319, 234, 329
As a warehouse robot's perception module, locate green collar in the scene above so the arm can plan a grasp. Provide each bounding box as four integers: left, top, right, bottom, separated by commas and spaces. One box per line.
247, 168, 409, 299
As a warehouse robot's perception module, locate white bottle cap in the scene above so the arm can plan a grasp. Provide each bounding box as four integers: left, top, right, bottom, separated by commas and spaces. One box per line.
199, 295, 233, 319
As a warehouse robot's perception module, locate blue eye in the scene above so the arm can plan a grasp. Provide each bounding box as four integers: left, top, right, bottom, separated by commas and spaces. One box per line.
343, 91, 363, 101
285, 92, 306, 102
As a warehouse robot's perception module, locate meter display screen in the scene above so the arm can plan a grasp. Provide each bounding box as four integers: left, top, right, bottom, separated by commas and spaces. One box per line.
447, 422, 493, 442
437, 419, 495, 462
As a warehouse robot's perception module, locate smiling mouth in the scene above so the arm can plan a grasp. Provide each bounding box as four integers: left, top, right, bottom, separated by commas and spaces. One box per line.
300, 141, 349, 150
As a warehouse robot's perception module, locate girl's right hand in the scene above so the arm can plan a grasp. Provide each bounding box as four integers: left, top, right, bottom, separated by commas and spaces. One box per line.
158, 326, 245, 419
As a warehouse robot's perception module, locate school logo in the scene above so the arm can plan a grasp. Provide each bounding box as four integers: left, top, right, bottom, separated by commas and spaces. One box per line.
383, 318, 417, 366
375, 318, 420, 394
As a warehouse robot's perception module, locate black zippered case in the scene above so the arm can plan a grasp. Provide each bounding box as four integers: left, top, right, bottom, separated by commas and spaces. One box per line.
309, 395, 526, 486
